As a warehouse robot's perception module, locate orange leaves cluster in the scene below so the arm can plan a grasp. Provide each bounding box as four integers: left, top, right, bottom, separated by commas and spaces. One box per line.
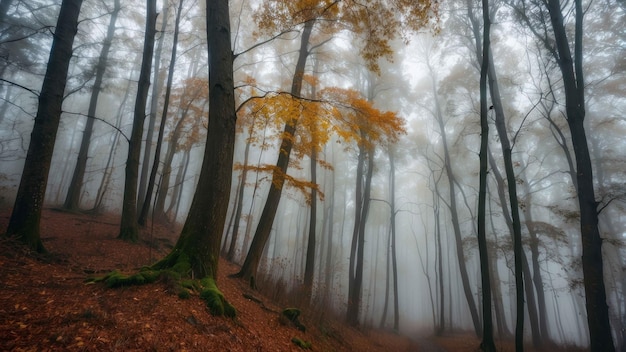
320, 87, 407, 151
235, 86, 405, 202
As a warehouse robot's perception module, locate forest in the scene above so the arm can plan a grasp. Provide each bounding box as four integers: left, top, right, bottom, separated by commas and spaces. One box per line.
0, 0, 624, 351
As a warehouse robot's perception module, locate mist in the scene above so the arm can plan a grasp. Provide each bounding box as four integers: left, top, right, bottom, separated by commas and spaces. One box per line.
1, 0, 625, 350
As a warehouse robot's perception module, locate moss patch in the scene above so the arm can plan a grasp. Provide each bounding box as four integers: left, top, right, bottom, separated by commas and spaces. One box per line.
199, 277, 236, 317
282, 308, 306, 332
86, 254, 236, 317
291, 337, 312, 349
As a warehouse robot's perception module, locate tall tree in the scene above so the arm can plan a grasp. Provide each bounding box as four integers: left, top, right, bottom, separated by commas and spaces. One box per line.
545, 0, 614, 350
511, 0, 616, 349
477, 0, 495, 350
138, 0, 184, 226
4, 0, 84, 251
234, 13, 317, 285
63, 0, 121, 211
422, 42, 482, 336
152, 0, 237, 285
234, 0, 437, 290
138, 0, 170, 212
466, 2, 525, 349
118, 0, 157, 241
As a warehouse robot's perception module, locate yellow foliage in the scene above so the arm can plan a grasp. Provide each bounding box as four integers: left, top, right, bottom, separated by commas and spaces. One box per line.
253, 0, 439, 72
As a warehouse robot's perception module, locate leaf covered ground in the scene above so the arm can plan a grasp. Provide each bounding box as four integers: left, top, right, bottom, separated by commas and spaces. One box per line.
0, 208, 423, 351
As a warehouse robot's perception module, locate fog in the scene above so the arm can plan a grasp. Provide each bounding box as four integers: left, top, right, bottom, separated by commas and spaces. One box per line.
1, 0, 625, 349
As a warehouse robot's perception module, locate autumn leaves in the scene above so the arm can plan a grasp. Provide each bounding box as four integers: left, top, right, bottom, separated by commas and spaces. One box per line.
236, 86, 405, 203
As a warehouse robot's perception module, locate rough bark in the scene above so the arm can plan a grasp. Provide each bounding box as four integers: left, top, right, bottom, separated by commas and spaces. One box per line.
5, 0, 83, 252
153, 0, 236, 280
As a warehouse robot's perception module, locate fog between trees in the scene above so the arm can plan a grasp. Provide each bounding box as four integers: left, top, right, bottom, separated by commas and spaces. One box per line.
1, 0, 624, 351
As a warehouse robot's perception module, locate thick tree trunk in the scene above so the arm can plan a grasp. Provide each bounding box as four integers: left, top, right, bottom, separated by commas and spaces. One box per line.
5, 0, 83, 252
138, 0, 184, 226
63, 0, 120, 211
153, 0, 236, 280
118, 0, 157, 242
234, 19, 315, 283
545, 1, 614, 350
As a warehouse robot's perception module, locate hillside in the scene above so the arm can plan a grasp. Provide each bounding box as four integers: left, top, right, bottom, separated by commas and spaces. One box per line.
0, 208, 424, 351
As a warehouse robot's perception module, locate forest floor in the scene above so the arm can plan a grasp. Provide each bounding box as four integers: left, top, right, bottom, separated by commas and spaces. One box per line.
0, 208, 586, 351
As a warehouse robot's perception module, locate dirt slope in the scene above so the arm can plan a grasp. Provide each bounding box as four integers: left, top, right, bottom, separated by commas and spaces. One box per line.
0, 208, 420, 351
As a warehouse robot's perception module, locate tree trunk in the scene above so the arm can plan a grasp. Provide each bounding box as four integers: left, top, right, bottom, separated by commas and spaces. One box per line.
389, 147, 400, 332
545, 1, 614, 350
152, 0, 236, 281
118, 0, 157, 242
5, 0, 83, 252
92, 66, 135, 212
138, 0, 184, 226
303, 141, 318, 297
234, 19, 315, 284
347, 140, 374, 327
138, 0, 169, 212
477, 0, 495, 350
227, 120, 256, 260
427, 53, 481, 336
63, 0, 120, 211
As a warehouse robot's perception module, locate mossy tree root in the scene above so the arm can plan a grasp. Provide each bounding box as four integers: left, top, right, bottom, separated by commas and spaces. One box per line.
86, 250, 235, 317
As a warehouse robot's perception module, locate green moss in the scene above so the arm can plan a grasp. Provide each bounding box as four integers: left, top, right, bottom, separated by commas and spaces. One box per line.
178, 289, 191, 299
199, 277, 236, 317
283, 308, 301, 320
283, 308, 306, 332
291, 337, 312, 349
87, 250, 236, 318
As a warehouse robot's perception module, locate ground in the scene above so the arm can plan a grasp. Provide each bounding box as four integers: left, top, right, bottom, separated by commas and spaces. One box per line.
0, 208, 424, 352
0, 208, 588, 351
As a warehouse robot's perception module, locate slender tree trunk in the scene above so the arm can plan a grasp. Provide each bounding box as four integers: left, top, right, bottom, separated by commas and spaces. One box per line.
234, 19, 315, 284
139, 0, 184, 226
303, 142, 318, 297
347, 140, 374, 326
227, 121, 256, 260
389, 148, 400, 332
138, 0, 169, 211
92, 66, 135, 212
477, 0, 495, 350
63, 0, 120, 211
152, 0, 236, 282
545, 1, 614, 350
5, 0, 83, 252
427, 56, 481, 336
167, 147, 190, 219
118, 0, 157, 241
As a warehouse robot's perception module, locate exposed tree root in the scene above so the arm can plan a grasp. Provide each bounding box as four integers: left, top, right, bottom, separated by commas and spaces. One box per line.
86, 251, 236, 318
